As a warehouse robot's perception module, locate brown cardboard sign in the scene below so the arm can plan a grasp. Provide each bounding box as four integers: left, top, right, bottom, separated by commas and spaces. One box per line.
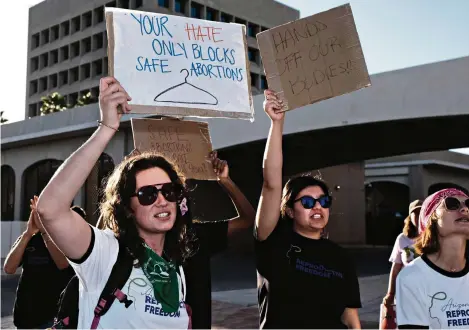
131, 118, 216, 180
257, 4, 371, 112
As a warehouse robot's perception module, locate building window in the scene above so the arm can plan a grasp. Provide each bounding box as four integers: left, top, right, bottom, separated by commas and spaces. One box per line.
81, 37, 92, 54
82, 11, 93, 29
175, 0, 186, 14
39, 76, 48, 92
92, 59, 103, 76
60, 21, 70, 37
261, 75, 268, 89
250, 73, 258, 88
261, 26, 268, 32
93, 33, 104, 50
248, 48, 257, 62
51, 25, 60, 41
94, 6, 104, 24
60, 45, 69, 61
41, 29, 50, 45
68, 92, 78, 106
158, 0, 169, 8
29, 80, 38, 96
59, 70, 68, 86
220, 12, 232, 23
119, 0, 130, 8
50, 49, 59, 65
70, 67, 79, 83
71, 15, 81, 33
31, 57, 39, 72
191, 2, 202, 18
206, 7, 216, 21
247, 23, 258, 37
1, 165, 15, 221
134, 0, 143, 8
49, 74, 58, 89
81, 63, 91, 80
22, 160, 63, 220
103, 57, 109, 75
31, 33, 40, 49
71, 41, 80, 58
40, 53, 49, 69
91, 86, 100, 98
28, 103, 38, 118
235, 17, 246, 26
106, 1, 117, 7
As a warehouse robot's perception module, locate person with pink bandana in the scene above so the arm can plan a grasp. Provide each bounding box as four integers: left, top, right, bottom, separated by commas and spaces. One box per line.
396, 188, 469, 329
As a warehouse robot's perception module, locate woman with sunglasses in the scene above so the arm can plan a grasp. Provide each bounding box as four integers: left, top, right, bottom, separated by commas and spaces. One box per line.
254, 90, 362, 329
396, 188, 469, 329
36, 77, 193, 329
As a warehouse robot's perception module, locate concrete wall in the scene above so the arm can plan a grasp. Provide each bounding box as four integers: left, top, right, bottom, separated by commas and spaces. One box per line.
310, 163, 366, 244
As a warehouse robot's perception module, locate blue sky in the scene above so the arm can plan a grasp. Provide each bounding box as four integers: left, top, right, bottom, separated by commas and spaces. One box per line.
1, 0, 468, 153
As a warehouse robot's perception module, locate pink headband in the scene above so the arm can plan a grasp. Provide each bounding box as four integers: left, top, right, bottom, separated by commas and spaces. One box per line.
418, 188, 469, 234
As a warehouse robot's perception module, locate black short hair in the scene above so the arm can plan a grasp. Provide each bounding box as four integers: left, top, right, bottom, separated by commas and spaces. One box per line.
71, 205, 86, 219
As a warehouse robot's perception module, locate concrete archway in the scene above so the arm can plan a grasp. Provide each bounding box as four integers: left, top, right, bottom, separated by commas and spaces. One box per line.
365, 181, 410, 246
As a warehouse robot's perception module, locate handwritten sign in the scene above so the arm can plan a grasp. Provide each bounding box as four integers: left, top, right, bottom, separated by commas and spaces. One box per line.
106, 8, 254, 120
131, 118, 216, 180
257, 4, 370, 112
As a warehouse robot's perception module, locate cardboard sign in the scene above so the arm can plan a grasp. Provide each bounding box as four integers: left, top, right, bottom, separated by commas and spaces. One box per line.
131, 118, 216, 180
106, 8, 254, 120
257, 4, 371, 112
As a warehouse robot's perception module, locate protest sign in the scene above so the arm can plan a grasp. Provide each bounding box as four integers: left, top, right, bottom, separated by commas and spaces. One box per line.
257, 4, 371, 112
106, 8, 254, 120
131, 118, 216, 180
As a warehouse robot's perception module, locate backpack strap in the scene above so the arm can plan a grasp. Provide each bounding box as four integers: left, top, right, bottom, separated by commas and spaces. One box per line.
90, 238, 134, 329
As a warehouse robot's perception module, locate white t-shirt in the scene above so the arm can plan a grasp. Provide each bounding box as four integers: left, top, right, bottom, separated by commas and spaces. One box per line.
389, 233, 417, 266
69, 226, 189, 329
396, 255, 469, 329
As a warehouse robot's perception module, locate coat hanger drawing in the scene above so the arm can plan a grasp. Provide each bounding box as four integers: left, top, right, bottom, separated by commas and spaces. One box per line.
154, 69, 219, 105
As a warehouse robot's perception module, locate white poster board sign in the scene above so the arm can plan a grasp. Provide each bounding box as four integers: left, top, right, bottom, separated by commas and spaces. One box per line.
106, 8, 254, 120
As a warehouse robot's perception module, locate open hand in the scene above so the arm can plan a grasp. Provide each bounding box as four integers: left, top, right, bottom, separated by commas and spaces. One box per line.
99, 77, 132, 131
263, 89, 285, 122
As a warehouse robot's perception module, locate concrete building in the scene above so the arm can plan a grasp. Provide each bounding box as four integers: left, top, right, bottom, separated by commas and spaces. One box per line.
3, 56, 469, 259
25, 0, 300, 117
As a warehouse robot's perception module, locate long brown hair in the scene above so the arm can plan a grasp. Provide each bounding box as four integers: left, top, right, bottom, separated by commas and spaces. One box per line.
100, 152, 195, 265
414, 213, 440, 255
403, 215, 419, 239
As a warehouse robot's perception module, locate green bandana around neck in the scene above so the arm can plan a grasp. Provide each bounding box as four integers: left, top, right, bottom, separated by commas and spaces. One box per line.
141, 244, 180, 313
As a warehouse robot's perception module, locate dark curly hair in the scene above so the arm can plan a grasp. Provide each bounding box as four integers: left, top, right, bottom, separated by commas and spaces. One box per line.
99, 152, 196, 266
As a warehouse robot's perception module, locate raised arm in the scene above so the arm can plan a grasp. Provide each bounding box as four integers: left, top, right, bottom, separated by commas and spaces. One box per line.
210, 152, 256, 237
36, 77, 131, 260
255, 90, 285, 241
3, 198, 38, 274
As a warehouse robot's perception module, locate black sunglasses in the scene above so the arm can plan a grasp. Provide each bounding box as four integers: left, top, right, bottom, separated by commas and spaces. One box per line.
294, 195, 332, 209
131, 183, 180, 206
444, 197, 469, 211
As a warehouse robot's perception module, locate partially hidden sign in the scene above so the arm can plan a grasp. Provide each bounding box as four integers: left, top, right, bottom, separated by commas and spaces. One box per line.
131, 118, 216, 180
257, 4, 371, 112
106, 8, 254, 120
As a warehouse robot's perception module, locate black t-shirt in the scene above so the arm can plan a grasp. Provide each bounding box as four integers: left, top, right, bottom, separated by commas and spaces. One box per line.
13, 234, 75, 329
184, 221, 228, 329
255, 221, 362, 329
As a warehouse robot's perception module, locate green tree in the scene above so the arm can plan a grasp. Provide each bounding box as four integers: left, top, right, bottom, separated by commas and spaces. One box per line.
40, 92, 69, 115
75, 92, 97, 107
1, 111, 8, 124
